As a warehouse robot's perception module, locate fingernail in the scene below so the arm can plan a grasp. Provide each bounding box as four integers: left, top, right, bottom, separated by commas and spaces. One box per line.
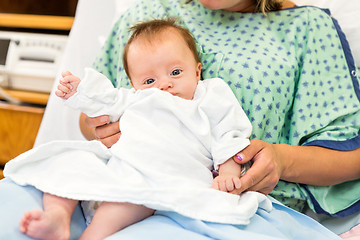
236, 153, 245, 161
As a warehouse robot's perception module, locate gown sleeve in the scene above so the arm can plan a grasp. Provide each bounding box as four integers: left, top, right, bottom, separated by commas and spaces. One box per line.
287, 7, 360, 151
289, 7, 360, 217
65, 68, 134, 122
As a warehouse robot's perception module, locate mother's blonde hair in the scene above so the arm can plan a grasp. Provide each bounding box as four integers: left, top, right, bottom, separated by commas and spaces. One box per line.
256, 0, 284, 13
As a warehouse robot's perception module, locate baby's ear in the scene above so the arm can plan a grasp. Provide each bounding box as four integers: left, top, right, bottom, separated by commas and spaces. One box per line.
196, 62, 202, 81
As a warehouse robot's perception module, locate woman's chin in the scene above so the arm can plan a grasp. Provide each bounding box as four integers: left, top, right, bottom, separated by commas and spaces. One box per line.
198, 0, 224, 10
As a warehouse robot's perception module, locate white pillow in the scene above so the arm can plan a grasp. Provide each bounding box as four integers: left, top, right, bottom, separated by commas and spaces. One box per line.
294, 0, 360, 68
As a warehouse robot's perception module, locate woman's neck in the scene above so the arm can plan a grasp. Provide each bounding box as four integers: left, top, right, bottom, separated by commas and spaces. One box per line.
224, 0, 296, 12
223, 1, 256, 12
281, 1, 296, 9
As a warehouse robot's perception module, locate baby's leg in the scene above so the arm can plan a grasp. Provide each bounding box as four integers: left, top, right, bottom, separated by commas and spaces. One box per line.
20, 193, 78, 240
80, 202, 154, 240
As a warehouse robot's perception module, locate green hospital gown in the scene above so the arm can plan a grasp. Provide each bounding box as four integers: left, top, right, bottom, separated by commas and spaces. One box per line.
93, 0, 360, 217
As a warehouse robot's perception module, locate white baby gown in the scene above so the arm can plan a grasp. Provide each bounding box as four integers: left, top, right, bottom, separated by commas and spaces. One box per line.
4, 68, 272, 225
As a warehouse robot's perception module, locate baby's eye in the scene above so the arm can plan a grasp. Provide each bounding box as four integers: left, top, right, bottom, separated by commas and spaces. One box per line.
171, 69, 182, 76
145, 79, 155, 85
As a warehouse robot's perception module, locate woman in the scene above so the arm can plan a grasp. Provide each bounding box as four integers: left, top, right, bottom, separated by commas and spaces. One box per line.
1, 0, 359, 239
84, 0, 360, 220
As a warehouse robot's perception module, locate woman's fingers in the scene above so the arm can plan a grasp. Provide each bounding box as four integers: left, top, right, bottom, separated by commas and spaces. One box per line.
233, 139, 264, 165
99, 132, 121, 148
85, 115, 110, 128
230, 139, 281, 195
82, 115, 121, 148
85, 116, 121, 148
237, 164, 264, 193
95, 121, 120, 139
231, 169, 276, 195
244, 171, 278, 195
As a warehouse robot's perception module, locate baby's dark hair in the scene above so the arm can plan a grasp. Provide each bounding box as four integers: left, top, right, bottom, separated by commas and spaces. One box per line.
122, 18, 200, 79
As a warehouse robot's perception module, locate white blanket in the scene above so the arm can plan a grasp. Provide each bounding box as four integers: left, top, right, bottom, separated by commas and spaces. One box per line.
4, 69, 272, 225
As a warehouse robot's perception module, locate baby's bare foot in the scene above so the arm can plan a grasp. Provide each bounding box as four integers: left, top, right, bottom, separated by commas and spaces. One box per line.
19, 209, 70, 240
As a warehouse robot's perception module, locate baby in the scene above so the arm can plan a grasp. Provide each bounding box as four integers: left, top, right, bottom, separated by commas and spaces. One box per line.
7, 18, 271, 240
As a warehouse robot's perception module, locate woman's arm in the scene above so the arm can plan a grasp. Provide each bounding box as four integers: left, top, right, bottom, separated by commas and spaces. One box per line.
79, 113, 121, 148
232, 139, 360, 195
277, 144, 360, 185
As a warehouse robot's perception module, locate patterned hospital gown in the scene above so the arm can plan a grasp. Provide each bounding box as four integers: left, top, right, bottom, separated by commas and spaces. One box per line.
93, 0, 360, 217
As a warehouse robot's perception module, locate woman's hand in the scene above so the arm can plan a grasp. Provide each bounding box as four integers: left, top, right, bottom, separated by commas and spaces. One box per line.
231, 139, 284, 195
79, 113, 121, 148
231, 140, 360, 195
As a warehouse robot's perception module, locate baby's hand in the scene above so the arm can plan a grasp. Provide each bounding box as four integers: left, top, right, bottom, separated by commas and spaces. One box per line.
55, 71, 80, 99
212, 174, 242, 192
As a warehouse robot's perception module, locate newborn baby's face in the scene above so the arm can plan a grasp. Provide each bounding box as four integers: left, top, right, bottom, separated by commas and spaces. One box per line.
127, 30, 201, 100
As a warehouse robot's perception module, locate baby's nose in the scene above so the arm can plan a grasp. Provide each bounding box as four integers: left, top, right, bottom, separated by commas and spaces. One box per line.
158, 79, 173, 90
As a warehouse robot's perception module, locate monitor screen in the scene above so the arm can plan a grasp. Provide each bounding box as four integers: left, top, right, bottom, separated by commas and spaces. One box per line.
0, 39, 10, 66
